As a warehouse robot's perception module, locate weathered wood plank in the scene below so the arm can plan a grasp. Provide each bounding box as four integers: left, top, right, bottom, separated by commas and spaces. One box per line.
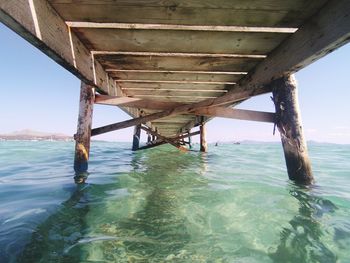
271, 75, 313, 184
109, 71, 244, 82
0, 0, 112, 94
130, 95, 223, 104
95, 54, 260, 72
48, 0, 323, 11
123, 89, 227, 98
49, 0, 327, 27
93, 51, 265, 59
117, 80, 236, 85
68, 22, 296, 33
193, 107, 275, 123
118, 82, 231, 91
73, 28, 288, 55
107, 69, 247, 74
127, 95, 233, 103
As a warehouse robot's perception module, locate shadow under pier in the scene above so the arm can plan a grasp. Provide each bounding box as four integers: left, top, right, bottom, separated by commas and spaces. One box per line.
95, 148, 209, 261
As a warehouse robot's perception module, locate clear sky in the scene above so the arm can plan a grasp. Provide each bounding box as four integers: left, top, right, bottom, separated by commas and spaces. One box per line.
0, 23, 349, 143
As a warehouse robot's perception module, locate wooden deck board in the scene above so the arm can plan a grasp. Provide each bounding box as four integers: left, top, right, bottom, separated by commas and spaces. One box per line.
110, 71, 244, 82
123, 89, 226, 97
118, 82, 231, 91
129, 95, 216, 104
49, 0, 327, 27
73, 28, 289, 55
95, 54, 260, 72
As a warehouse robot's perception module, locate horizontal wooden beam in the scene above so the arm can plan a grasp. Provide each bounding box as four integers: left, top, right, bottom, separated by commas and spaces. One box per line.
67, 22, 297, 33
97, 54, 258, 72
91, 110, 173, 136
116, 80, 236, 85
124, 90, 227, 98
193, 107, 275, 123
118, 82, 230, 92
106, 69, 247, 75
109, 71, 243, 83
122, 88, 228, 93
95, 95, 274, 122
121, 94, 218, 100
0, 0, 116, 94
92, 51, 266, 59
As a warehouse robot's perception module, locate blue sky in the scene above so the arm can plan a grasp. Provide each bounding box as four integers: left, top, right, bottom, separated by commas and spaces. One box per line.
0, 23, 349, 143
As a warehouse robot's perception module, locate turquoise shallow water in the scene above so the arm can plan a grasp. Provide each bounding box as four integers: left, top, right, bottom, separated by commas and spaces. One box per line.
0, 141, 349, 262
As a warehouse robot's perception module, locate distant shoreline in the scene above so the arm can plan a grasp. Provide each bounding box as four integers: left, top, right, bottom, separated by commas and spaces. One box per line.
0, 129, 72, 142
0, 135, 73, 142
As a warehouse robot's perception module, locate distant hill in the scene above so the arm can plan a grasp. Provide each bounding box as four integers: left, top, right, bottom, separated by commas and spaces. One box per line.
0, 129, 73, 141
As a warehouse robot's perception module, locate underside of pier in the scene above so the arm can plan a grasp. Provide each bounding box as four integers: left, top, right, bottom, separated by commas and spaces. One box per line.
1, 0, 349, 184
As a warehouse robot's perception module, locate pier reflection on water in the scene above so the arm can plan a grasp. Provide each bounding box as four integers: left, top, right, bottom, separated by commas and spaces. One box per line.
17, 149, 208, 262
15, 146, 343, 262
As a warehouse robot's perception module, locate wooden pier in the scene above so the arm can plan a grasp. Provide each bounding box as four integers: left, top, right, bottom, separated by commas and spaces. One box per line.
1, 0, 349, 184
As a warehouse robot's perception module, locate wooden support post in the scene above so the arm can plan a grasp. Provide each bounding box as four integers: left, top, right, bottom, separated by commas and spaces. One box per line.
272, 75, 314, 184
188, 131, 192, 149
132, 124, 141, 151
74, 82, 95, 174
200, 122, 208, 152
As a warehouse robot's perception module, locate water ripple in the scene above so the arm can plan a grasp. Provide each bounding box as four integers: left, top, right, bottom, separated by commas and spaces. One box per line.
0, 141, 349, 262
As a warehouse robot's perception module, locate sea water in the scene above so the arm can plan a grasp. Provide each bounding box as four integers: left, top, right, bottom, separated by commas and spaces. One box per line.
0, 141, 349, 262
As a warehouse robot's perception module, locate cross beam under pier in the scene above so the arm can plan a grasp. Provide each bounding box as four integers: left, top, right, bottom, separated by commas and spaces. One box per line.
136, 130, 200, 151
